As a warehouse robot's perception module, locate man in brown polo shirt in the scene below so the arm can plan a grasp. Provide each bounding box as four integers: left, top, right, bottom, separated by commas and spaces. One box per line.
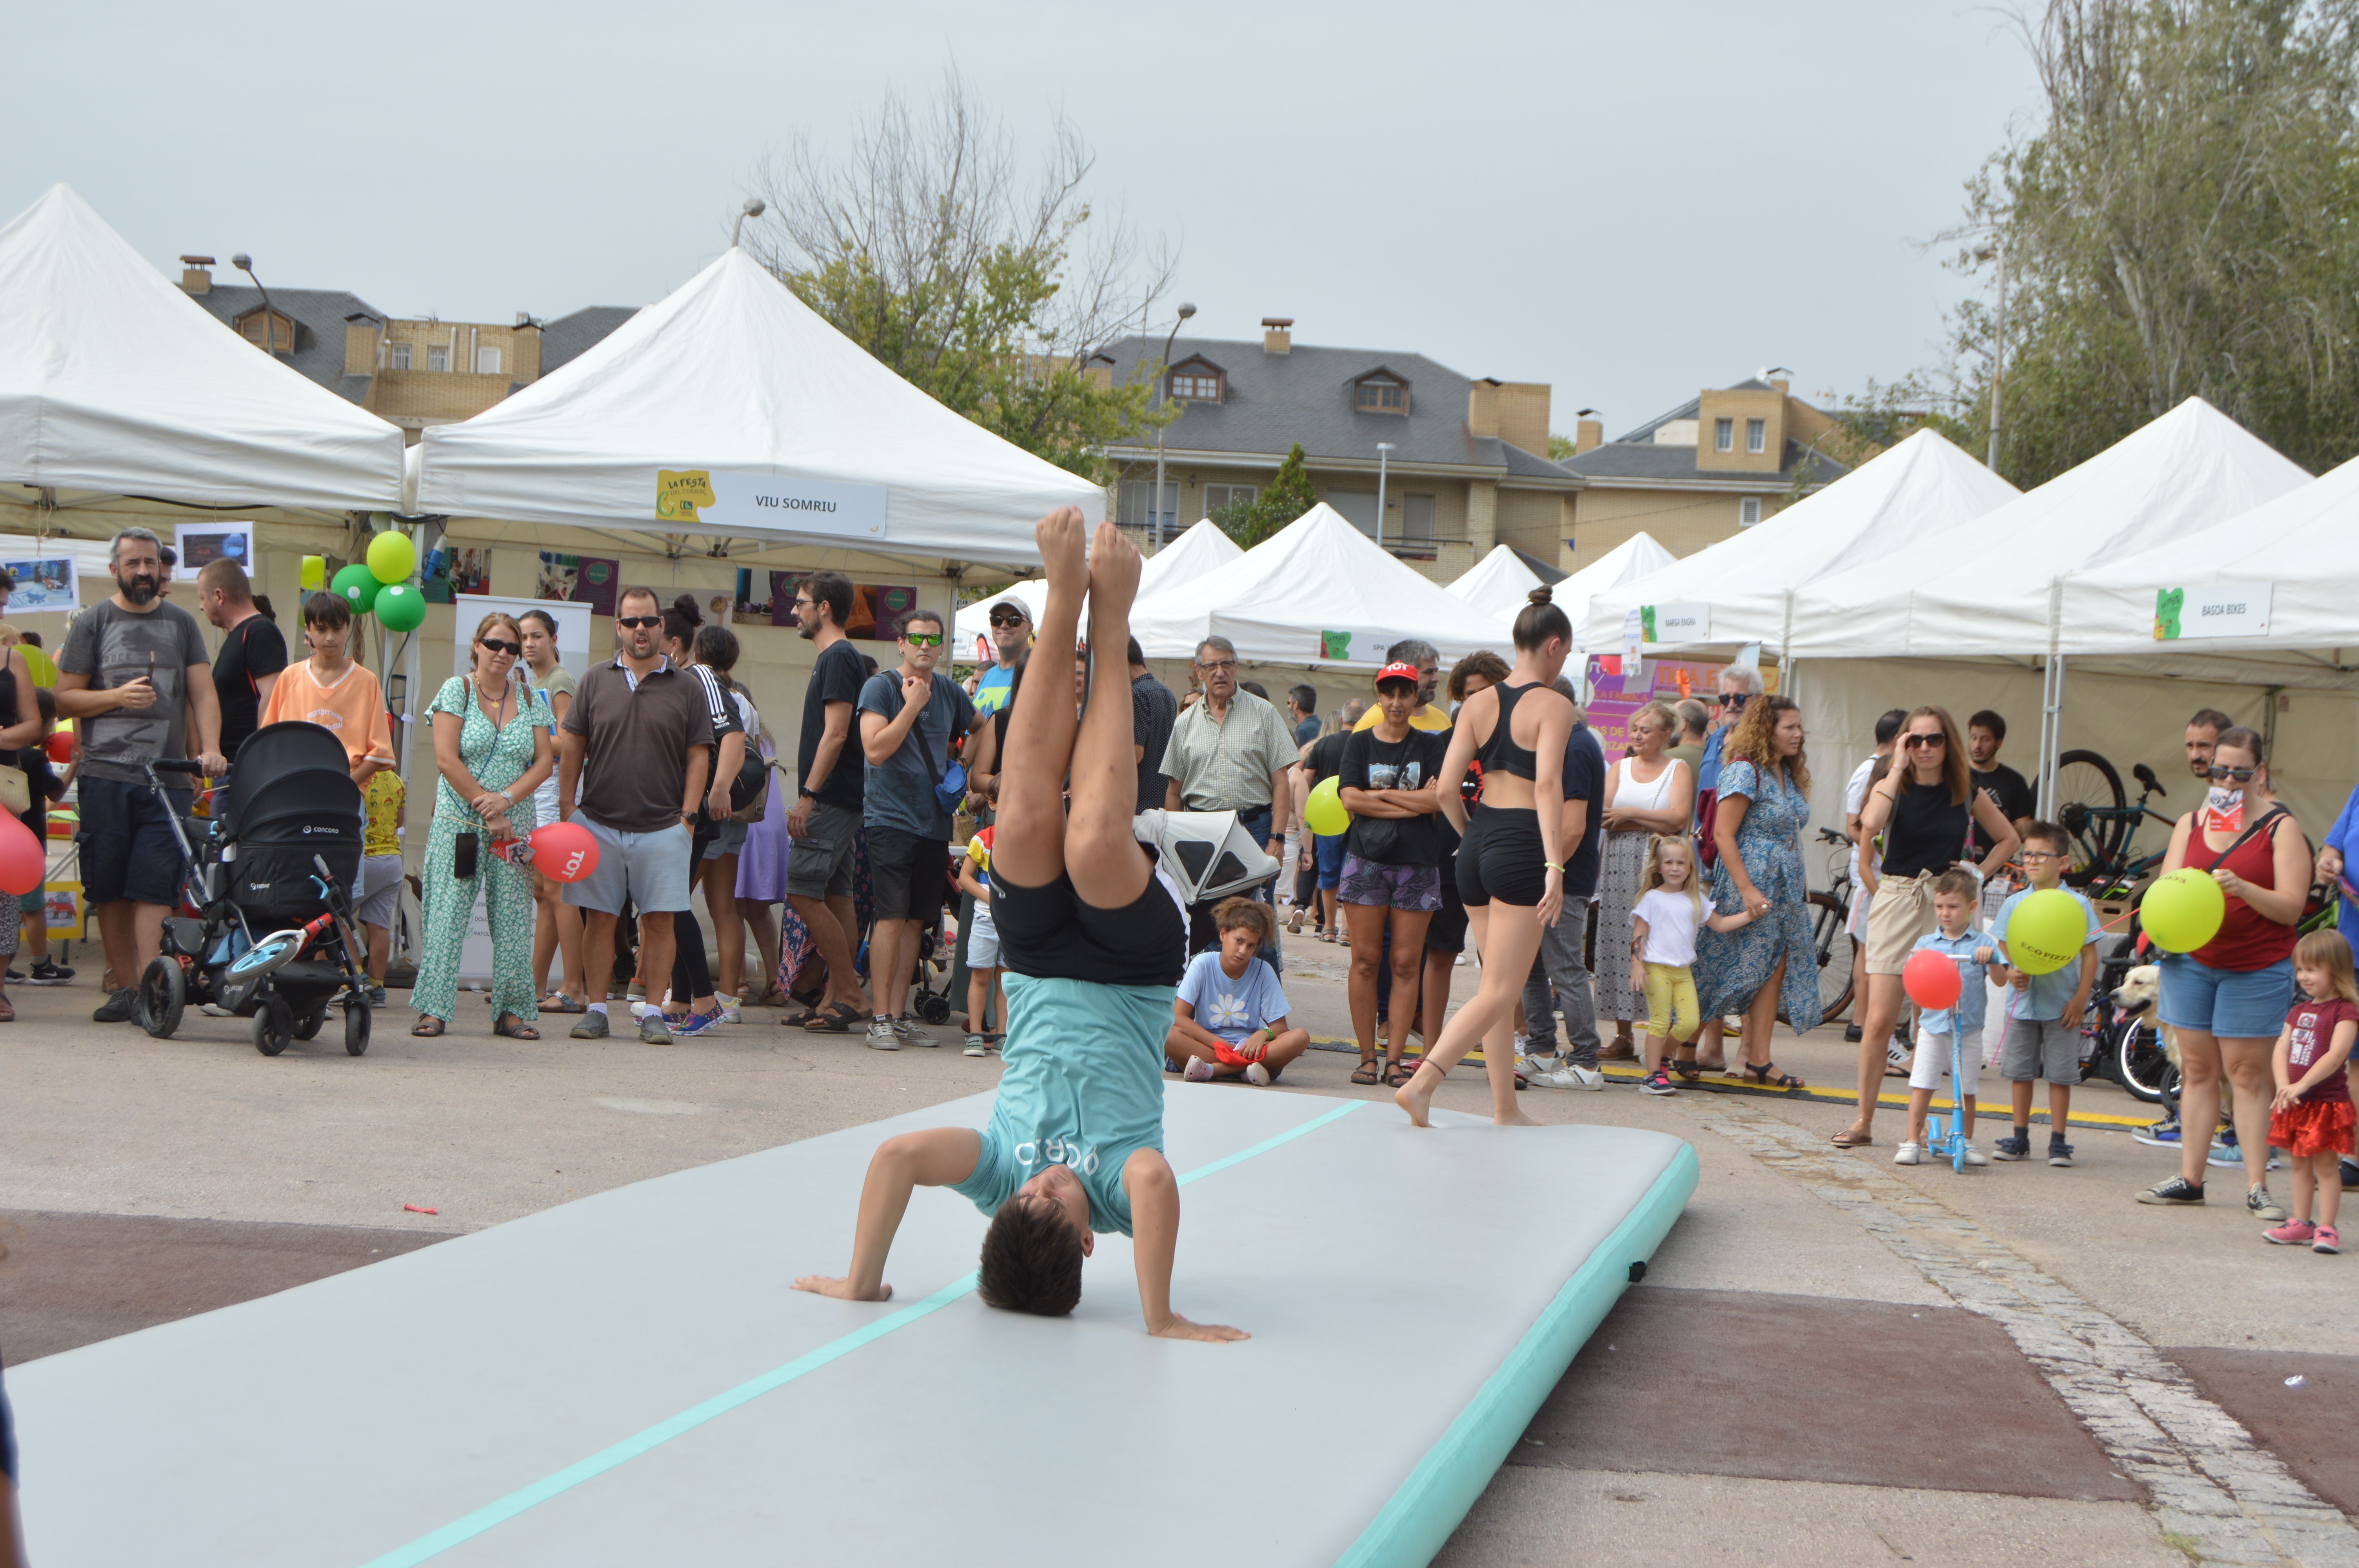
557, 585, 714, 1042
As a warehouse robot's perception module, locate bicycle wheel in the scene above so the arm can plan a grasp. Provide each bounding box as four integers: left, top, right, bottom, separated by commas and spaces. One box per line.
2115, 1019, 2177, 1105
2054, 749, 2126, 885
1780, 890, 1854, 1025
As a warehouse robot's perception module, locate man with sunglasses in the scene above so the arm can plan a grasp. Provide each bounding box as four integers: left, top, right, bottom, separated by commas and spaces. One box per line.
857, 607, 977, 1049
972, 599, 1032, 720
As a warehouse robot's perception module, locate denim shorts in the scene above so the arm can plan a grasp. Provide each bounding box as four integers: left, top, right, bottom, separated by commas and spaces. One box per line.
2157, 952, 2295, 1040
1313, 832, 1347, 891
1337, 854, 1442, 913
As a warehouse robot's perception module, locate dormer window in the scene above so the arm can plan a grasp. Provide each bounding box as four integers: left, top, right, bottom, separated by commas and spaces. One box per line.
235, 309, 294, 354
1353, 370, 1410, 415
1166, 356, 1225, 403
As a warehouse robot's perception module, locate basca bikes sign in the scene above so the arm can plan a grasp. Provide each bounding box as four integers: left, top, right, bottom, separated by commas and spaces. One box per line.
654, 470, 887, 538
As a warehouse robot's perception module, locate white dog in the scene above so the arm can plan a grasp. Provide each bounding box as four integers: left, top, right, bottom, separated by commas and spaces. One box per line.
2108, 963, 2175, 1069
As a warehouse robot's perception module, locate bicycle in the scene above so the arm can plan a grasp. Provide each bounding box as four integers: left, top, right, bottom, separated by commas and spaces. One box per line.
2052, 750, 2176, 899
1780, 827, 1856, 1025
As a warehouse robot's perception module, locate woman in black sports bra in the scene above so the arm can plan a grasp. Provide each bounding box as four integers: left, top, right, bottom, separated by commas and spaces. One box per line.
1396, 586, 1575, 1129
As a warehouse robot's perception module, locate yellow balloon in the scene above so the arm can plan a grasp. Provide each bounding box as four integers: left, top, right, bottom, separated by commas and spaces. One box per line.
2006, 887, 2086, 976
2141, 867, 2226, 953
366, 530, 417, 585
300, 555, 326, 590
1304, 775, 1350, 837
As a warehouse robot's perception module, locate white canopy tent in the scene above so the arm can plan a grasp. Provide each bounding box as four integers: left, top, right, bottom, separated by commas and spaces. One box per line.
414, 245, 1099, 573
1453, 534, 1676, 643
1785, 400, 2325, 835
1584, 429, 2020, 659
953, 517, 1240, 654
1131, 503, 1513, 671
0, 183, 406, 516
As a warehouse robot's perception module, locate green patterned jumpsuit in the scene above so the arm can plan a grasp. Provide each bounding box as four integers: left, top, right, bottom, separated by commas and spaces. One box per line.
412, 674, 551, 1025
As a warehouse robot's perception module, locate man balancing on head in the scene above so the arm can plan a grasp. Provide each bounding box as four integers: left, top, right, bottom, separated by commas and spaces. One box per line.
795, 510, 1243, 1343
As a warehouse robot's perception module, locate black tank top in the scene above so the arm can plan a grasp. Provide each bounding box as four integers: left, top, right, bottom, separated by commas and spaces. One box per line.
1883, 778, 1970, 878
1474, 681, 1541, 780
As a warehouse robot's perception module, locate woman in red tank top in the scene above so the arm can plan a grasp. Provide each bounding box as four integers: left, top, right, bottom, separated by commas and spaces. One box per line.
2140, 728, 2313, 1214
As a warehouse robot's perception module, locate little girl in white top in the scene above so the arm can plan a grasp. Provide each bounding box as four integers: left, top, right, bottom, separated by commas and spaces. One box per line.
1630, 834, 1754, 1095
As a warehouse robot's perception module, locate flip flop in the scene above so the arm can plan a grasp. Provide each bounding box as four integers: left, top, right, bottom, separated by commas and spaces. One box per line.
801, 1001, 863, 1034
781, 1004, 825, 1028
411, 1017, 445, 1038
540, 992, 586, 1014
494, 1014, 541, 1040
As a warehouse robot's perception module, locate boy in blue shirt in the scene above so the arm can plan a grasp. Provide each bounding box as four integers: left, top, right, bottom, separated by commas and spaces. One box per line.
796, 512, 1242, 1343
1896, 869, 1997, 1167
1991, 820, 2104, 1167
1168, 898, 1311, 1085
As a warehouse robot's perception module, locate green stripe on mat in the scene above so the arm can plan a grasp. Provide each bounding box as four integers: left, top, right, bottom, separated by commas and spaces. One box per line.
1334, 1140, 1701, 1568
360, 1100, 1366, 1566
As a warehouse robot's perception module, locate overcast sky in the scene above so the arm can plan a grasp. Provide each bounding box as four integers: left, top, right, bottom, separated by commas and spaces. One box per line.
9, 1, 2041, 442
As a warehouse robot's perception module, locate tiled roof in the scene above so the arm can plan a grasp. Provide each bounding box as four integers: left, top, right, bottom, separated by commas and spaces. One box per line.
186, 285, 383, 403
1094, 334, 1576, 484
1561, 438, 1847, 489
541, 306, 638, 374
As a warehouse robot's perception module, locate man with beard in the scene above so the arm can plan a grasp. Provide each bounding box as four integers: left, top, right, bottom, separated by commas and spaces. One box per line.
58, 528, 228, 1023
783, 571, 872, 1032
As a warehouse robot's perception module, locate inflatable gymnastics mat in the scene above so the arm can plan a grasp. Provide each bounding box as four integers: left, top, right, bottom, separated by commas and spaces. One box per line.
13, 1089, 1695, 1566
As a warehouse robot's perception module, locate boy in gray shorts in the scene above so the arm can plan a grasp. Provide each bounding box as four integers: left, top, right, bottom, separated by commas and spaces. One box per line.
1990, 820, 2102, 1167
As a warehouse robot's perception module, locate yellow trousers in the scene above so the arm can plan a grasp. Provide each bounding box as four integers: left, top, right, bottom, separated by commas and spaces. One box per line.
1644, 961, 1700, 1042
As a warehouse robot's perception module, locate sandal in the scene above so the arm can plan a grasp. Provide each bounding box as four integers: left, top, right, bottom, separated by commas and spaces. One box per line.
1384, 1058, 1418, 1088
540, 991, 585, 1014
411, 1016, 445, 1038
781, 1004, 825, 1028
801, 1001, 863, 1034
1351, 1056, 1382, 1086
494, 1014, 541, 1041
1829, 1124, 1874, 1148
1671, 1057, 1705, 1083
1740, 1060, 1805, 1090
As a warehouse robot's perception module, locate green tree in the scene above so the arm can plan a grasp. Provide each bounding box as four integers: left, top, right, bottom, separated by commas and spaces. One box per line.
750, 69, 1178, 485
1213, 443, 1320, 548
1547, 432, 1579, 461
1944, 0, 2359, 485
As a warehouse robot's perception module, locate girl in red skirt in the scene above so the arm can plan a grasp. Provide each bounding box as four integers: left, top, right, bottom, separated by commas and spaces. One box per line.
2266, 931, 2358, 1252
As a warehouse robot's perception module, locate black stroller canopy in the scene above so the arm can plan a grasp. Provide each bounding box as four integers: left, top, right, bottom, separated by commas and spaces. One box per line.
227, 723, 360, 822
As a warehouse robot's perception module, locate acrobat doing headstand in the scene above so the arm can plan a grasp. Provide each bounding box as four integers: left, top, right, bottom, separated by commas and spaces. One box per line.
795, 510, 1245, 1343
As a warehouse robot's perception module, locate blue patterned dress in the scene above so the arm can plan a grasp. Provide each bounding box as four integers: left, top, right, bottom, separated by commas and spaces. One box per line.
1694, 758, 1821, 1034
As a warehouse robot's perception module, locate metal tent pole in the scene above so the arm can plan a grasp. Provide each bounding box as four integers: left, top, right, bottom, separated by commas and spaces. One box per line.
2037, 577, 2064, 817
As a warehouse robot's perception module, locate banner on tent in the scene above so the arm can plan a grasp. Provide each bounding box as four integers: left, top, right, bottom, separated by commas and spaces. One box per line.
1641, 603, 1709, 642
655, 470, 887, 539
2153, 583, 2271, 641
537, 553, 620, 617
0, 555, 76, 610
174, 522, 254, 583
761, 572, 918, 639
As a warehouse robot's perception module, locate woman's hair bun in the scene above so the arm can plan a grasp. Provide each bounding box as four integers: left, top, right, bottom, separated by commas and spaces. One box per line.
671, 592, 703, 625
1527, 585, 1554, 606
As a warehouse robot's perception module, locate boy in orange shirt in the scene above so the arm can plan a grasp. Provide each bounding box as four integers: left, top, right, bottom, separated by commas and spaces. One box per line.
258, 593, 395, 786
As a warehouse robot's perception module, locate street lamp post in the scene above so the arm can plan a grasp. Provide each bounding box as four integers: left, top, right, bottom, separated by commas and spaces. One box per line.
1151, 301, 1197, 549
1374, 442, 1396, 553
1975, 242, 2007, 472
231, 253, 277, 359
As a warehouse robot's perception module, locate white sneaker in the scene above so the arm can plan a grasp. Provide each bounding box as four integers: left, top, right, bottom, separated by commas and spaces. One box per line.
1183, 1057, 1216, 1082
1960, 1141, 1989, 1167
1893, 1141, 1923, 1166
1244, 1062, 1272, 1086
891, 1016, 936, 1046
200, 1002, 234, 1018
1516, 1051, 1562, 1080
716, 993, 742, 1024
1564, 1064, 1606, 1092
865, 1017, 899, 1051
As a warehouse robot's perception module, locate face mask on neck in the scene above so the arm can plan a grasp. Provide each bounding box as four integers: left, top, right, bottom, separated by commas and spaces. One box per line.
2203, 786, 2245, 833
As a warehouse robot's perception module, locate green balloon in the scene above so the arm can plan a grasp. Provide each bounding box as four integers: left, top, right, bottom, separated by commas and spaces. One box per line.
331, 562, 382, 613
2006, 887, 2086, 976
373, 582, 427, 633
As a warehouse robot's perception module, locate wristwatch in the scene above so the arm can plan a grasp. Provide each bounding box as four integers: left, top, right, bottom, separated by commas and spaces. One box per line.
798, 786, 818, 800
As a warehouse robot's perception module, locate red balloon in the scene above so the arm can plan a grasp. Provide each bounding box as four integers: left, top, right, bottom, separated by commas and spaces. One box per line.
531, 820, 600, 884
44, 731, 73, 765
0, 811, 44, 896
1902, 948, 1963, 1011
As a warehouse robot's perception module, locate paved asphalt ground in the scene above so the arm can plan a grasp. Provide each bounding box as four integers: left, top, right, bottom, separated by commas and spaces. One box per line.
5, 929, 2357, 1565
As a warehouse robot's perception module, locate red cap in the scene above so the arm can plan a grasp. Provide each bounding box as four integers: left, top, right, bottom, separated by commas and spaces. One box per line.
1375, 661, 1420, 688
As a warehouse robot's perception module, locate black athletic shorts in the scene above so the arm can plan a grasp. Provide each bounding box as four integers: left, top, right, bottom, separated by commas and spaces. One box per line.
991, 859, 1187, 989
1425, 863, 1469, 952
1456, 804, 1548, 908
868, 826, 950, 924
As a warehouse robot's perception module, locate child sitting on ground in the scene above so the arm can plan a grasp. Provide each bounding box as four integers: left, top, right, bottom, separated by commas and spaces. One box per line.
1631, 834, 1755, 1094
1167, 897, 1312, 1085
1894, 868, 1996, 1166
1992, 820, 2102, 1167
2263, 930, 2356, 1253
795, 512, 1243, 1341
956, 778, 1003, 1059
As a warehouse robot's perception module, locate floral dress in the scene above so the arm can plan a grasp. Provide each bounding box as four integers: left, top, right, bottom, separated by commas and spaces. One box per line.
412, 674, 550, 1025
1693, 758, 1821, 1034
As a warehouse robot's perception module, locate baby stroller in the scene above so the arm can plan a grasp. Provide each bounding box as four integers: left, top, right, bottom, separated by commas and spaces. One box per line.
136, 722, 374, 1057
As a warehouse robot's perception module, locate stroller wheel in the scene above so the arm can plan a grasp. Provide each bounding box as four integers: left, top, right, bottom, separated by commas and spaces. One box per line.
137, 957, 185, 1040
292, 1004, 329, 1043
918, 992, 952, 1025
343, 1000, 371, 1057
253, 996, 294, 1057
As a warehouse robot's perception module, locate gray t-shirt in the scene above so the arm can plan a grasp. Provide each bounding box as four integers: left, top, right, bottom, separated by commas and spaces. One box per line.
59, 599, 211, 784
857, 669, 976, 840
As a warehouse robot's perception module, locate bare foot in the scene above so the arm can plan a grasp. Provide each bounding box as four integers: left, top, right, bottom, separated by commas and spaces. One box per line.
1495, 1108, 1541, 1127
1148, 1313, 1250, 1343
792, 1274, 893, 1302
1395, 1063, 1438, 1127
1036, 506, 1089, 597
1086, 519, 1142, 619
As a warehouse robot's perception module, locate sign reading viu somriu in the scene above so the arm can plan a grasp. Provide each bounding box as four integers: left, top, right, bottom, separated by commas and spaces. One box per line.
653, 470, 889, 539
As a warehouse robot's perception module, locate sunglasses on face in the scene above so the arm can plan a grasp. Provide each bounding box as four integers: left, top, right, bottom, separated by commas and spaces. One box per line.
1718, 692, 1749, 707
616, 615, 662, 630
904, 632, 944, 648
989, 613, 1028, 628
478, 638, 521, 657
2206, 764, 2257, 781
1902, 733, 1946, 750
